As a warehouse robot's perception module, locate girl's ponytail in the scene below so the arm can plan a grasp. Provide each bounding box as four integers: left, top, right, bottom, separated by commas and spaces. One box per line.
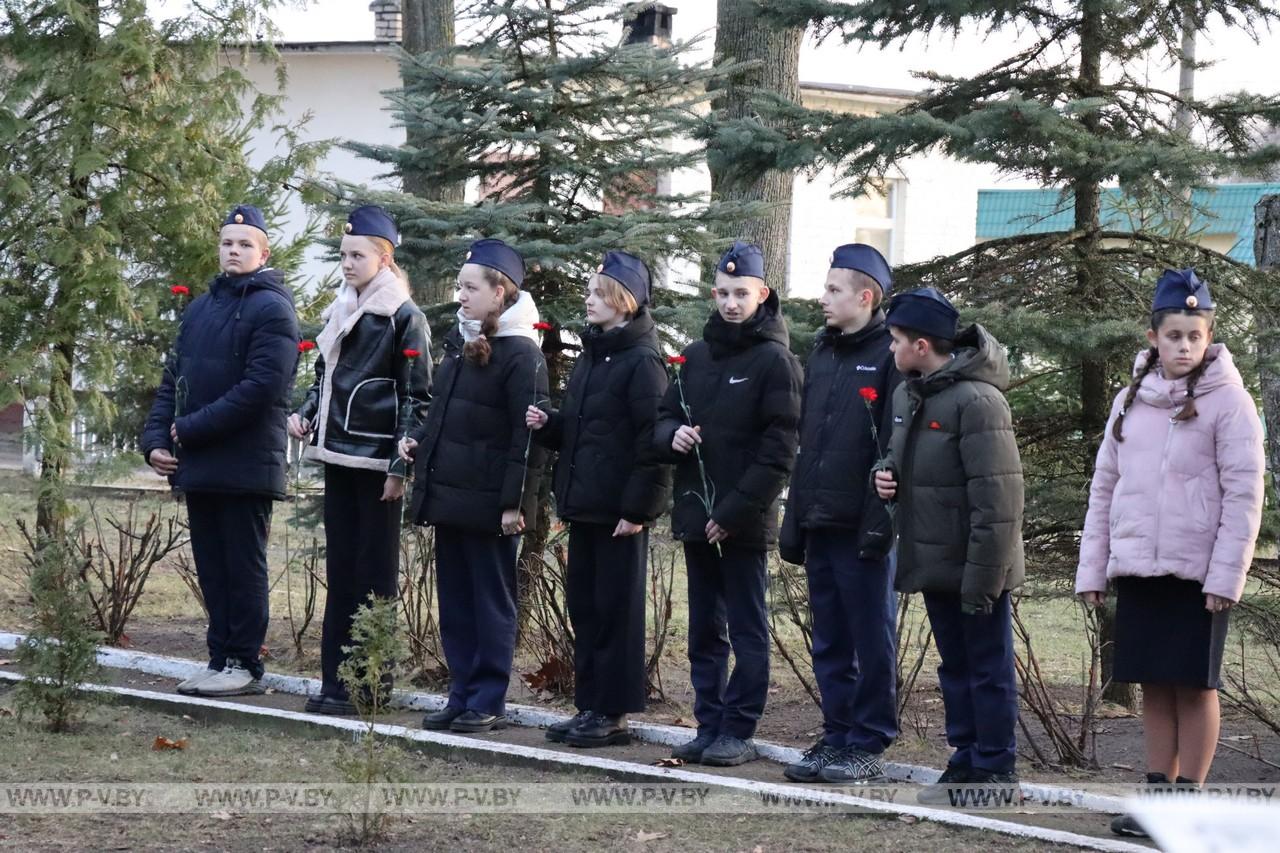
1172, 357, 1211, 424
1112, 347, 1158, 443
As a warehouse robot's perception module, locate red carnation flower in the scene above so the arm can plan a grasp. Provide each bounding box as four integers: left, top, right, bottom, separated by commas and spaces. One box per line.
298, 340, 316, 352
667, 355, 687, 365
170, 285, 190, 296
533, 321, 553, 331
929, 420, 942, 430
858, 387, 878, 403
403, 348, 421, 358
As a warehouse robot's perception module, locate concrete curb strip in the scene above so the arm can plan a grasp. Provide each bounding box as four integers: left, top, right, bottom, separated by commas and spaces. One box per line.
0, 631, 1125, 816
0, 669, 1146, 853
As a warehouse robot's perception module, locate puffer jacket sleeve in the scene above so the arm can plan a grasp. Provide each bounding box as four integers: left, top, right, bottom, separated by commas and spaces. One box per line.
295, 351, 325, 424
957, 388, 1024, 612
1203, 387, 1265, 602
712, 351, 803, 536
176, 296, 300, 449
1076, 393, 1124, 595
620, 354, 672, 525
142, 317, 187, 462
652, 359, 687, 464
499, 342, 550, 515
388, 305, 432, 476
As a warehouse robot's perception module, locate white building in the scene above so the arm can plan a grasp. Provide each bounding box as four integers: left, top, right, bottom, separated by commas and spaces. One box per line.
243, 3, 1026, 299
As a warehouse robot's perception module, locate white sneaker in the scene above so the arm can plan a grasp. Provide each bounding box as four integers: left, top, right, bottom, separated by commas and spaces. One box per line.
193, 660, 264, 697
175, 666, 220, 695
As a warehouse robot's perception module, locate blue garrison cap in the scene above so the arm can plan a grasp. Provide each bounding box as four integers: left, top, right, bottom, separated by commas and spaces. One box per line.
344, 205, 400, 247
831, 243, 892, 294
1152, 268, 1213, 312
598, 250, 651, 306
886, 287, 959, 341
717, 241, 765, 279
222, 205, 268, 236
464, 238, 525, 287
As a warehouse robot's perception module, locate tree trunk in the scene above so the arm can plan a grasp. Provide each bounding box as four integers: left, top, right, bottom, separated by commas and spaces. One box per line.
401, 0, 464, 307
1075, 0, 1134, 710
707, 0, 803, 294
1254, 195, 1280, 487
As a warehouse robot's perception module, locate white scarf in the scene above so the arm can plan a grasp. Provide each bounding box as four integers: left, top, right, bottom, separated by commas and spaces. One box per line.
456, 289, 540, 344
316, 268, 409, 361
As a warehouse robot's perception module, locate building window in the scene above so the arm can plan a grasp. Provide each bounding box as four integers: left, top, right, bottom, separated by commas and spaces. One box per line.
852, 181, 899, 260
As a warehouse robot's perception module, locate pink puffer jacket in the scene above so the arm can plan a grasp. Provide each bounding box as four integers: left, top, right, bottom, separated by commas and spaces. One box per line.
1076, 344, 1264, 602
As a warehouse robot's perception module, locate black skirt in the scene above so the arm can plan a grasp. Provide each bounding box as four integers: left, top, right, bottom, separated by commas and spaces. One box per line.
1113, 575, 1230, 689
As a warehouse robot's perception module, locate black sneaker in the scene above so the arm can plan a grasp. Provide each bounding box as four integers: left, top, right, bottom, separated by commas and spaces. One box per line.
819, 747, 885, 783
1110, 813, 1147, 837
546, 710, 593, 743
671, 732, 718, 763
304, 694, 357, 716
783, 741, 841, 783
916, 763, 972, 805
700, 735, 759, 767
565, 714, 631, 748
449, 711, 507, 733
422, 705, 465, 730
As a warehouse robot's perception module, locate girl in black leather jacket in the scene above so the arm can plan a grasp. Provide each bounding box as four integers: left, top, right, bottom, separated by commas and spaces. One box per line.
290, 205, 430, 715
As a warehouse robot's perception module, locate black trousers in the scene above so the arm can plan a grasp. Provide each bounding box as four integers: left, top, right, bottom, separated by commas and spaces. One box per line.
185, 491, 273, 678
684, 542, 769, 740
320, 464, 402, 698
435, 524, 520, 716
566, 522, 648, 715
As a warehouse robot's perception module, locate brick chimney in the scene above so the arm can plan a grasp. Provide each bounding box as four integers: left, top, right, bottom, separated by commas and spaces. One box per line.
369, 1, 402, 42
624, 3, 676, 48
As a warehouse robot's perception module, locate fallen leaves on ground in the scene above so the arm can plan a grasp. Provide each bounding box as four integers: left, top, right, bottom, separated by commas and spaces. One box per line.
651, 757, 684, 768
152, 736, 189, 751
634, 830, 667, 842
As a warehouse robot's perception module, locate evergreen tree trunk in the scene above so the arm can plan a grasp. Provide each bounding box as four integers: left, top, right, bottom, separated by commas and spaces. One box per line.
708, 0, 802, 293
1075, 0, 1134, 710
401, 0, 462, 307
1255, 194, 1280, 486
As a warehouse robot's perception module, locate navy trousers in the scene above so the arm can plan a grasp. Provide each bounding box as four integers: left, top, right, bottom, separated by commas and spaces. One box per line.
319, 464, 401, 698
922, 590, 1018, 774
185, 491, 273, 679
805, 529, 899, 753
567, 522, 648, 715
435, 524, 519, 716
684, 542, 769, 740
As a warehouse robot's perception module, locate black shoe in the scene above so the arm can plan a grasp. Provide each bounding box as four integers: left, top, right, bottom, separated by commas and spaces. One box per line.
671, 732, 718, 763
819, 747, 886, 783
422, 705, 466, 730
1110, 813, 1148, 838
565, 714, 631, 748
916, 763, 972, 805
546, 710, 594, 743
783, 741, 841, 783
700, 735, 759, 767
449, 710, 508, 733
304, 694, 357, 716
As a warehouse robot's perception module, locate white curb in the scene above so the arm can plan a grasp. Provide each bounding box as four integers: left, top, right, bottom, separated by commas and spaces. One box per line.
0, 669, 1146, 852
0, 631, 1125, 814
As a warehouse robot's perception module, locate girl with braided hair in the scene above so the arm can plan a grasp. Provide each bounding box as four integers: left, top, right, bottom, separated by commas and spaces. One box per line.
1076, 268, 1264, 838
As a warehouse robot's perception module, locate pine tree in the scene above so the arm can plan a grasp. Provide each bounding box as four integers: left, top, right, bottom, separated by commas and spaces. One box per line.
0, 0, 323, 540
339, 0, 761, 596
715, 0, 1280, 705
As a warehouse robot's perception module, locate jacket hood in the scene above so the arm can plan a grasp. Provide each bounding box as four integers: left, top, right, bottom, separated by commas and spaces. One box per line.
214, 266, 293, 304
703, 288, 790, 356
1132, 343, 1244, 410
583, 307, 660, 357
915, 323, 1010, 394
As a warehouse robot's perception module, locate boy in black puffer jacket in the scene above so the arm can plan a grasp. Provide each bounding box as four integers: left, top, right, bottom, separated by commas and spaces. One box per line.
779, 244, 901, 785
142, 205, 300, 698
654, 241, 803, 767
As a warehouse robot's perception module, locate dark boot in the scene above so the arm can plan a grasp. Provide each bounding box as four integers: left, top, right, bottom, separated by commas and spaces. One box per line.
449, 710, 507, 733
422, 705, 465, 730
671, 731, 718, 763
546, 710, 593, 743
565, 714, 631, 748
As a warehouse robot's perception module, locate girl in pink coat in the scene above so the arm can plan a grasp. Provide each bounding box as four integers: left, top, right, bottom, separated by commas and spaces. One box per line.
1077, 268, 1264, 838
